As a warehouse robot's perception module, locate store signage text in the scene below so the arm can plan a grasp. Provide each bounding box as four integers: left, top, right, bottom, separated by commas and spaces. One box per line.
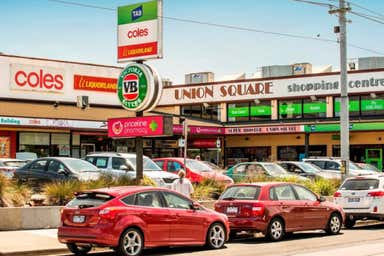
225, 125, 304, 135
74, 75, 117, 93
174, 82, 273, 101
117, 0, 162, 62
173, 125, 224, 135
10, 64, 64, 92
108, 116, 173, 138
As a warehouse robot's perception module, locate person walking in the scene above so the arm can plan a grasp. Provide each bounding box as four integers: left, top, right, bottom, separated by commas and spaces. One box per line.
172, 170, 194, 198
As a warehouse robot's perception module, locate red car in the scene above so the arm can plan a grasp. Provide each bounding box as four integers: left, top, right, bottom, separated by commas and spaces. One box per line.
153, 157, 234, 184
58, 186, 229, 256
214, 182, 344, 241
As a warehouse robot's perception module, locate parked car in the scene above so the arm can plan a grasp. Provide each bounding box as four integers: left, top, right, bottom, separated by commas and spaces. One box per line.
277, 161, 339, 180
303, 157, 376, 178
85, 153, 179, 188
153, 157, 234, 184
0, 158, 27, 178
203, 161, 225, 174
14, 157, 100, 184
15, 152, 38, 163
334, 175, 384, 228
225, 162, 307, 181
356, 163, 381, 172
215, 182, 344, 241
58, 186, 229, 256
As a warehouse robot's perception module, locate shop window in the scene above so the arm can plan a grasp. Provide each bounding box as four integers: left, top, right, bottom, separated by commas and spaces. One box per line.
250, 100, 272, 121
303, 97, 326, 118
19, 132, 50, 157
334, 96, 360, 117
279, 100, 302, 119
361, 94, 384, 116
51, 133, 70, 156
181, 104, 220, 121
277, 145, 326, 161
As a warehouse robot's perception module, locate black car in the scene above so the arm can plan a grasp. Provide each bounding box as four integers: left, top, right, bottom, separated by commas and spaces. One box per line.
14, 157, 101, 185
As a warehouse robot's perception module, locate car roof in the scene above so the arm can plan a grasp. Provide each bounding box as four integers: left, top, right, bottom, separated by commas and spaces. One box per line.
83, 186, 172, 197
0, 158, 26, 162
86, 152, 138, 157
344, 174, 384, 181
229, 182, 290, 187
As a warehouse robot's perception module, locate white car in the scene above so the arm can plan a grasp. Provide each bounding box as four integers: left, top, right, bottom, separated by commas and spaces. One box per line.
0, 158, 28, 178
303, 158, 376, 178
85, 152, 179, 188
334, 175, 384, 228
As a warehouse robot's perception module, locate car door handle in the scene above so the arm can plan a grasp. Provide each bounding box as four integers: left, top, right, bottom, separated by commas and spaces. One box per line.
281, 205, 289, 209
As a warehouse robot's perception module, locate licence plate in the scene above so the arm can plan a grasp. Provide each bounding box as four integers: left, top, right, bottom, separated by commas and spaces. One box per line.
226, 206, 238, 215
348, 197, 360, 203
72, 215, 85, 223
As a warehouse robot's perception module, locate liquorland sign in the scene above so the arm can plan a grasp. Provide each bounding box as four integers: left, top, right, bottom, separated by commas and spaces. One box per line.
117, 0, 163, 62
158, 70, 384, 105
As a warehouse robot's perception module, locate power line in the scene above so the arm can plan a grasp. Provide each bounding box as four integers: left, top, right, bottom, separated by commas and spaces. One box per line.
47, 0, 384, 55
292, 0, 336, 8
350, 10, 384, 25
347, 1, 384, 21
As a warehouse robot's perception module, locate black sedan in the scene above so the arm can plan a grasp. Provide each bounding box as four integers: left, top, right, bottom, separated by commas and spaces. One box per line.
14, 157, 100, 185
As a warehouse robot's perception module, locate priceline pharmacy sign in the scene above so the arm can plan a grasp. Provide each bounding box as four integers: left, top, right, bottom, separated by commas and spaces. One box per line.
158, 70, 384, 105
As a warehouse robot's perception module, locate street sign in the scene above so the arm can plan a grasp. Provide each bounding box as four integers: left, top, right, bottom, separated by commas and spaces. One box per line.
117, 62, 162, 112
117, 0, 163, 62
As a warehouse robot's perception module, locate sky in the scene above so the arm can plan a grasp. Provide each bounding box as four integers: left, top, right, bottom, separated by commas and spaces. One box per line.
1, 0, 384, 84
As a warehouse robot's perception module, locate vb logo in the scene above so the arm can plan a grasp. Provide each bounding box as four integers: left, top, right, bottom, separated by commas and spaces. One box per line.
123, 74, 139, 100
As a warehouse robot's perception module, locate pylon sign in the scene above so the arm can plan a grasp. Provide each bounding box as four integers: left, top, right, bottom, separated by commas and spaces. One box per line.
117, 63, 162, 112
117, 0, 163, 62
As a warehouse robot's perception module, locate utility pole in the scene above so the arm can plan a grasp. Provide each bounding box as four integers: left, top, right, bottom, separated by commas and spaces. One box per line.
330, 0, 350, 180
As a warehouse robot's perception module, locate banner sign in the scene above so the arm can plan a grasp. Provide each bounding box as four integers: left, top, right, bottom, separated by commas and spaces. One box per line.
117, 0, 163, 62
173, 125, 224, 135
305, 122, 384, 133
225, 125, 304, 135
108, 116, 173, 138
74, 75, 117, 93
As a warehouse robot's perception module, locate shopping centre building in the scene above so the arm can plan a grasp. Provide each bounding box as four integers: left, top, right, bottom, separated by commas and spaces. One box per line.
1, 54, 384, 169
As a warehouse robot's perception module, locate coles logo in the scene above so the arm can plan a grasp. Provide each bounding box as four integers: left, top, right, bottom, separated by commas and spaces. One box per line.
127, 28, 148, 39
123, 74, 139, 100
11, 64, 64, 92
112, 121, 123, 135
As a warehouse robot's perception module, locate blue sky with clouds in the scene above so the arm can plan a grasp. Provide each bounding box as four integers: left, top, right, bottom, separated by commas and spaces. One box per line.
1, 0, 383, 83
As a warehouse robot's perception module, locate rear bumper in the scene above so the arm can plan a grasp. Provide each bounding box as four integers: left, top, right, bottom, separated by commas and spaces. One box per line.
58, 225, 119, 247
346, 212, 384, 221
228, 216, 267, 233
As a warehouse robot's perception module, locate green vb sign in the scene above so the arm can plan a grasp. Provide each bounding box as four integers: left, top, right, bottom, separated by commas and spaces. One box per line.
117, 63, 161, 112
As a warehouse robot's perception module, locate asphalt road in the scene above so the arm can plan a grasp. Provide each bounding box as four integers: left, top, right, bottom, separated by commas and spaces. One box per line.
57, 223, 384, 256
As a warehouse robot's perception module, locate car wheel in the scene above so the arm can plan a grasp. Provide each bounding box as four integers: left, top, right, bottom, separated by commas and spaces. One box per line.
117, 228, 144, 256
206, 223, 226, 249
267, 218, 285, 241
344, 219, 356, 229
66, 243, 92, 256
326, 213, 342, 235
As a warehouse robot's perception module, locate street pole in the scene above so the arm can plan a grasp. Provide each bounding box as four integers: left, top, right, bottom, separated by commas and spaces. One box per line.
338, 0, 349, 180
136, 111, 144, 183
183, 119, 188, 170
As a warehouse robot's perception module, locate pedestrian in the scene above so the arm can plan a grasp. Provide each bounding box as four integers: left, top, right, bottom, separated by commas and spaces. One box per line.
195, 155, 201, 161
172, 170, 194, 198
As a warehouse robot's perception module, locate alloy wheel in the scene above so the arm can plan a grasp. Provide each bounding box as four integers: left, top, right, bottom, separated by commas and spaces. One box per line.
208, 224, 226, 249
122, 230, 142, 256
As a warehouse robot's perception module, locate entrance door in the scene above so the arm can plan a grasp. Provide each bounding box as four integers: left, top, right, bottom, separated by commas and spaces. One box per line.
80, 143, 95, 158
365, 148, 383, 171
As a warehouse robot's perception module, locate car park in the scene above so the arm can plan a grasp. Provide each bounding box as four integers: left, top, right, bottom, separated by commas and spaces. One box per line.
334, 175, 384, 228
58, 186, 229, 256
85, 153, 179, 188
215, 182, 344, 241
153, 157, 234, 184
303, 157, 376, 178
14, 157, 100, 184
278, 161, 339, 180
225, 162, 307, 181
0, 158, 27, 178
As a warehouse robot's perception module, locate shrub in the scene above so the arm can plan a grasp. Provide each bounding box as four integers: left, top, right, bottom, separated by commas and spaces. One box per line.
43, 180, 82, 205
193, 178, 227, 200
0, 174, 8, 206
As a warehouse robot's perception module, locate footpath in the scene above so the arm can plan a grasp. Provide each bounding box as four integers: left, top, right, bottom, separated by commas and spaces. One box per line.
0, 229, 68, 256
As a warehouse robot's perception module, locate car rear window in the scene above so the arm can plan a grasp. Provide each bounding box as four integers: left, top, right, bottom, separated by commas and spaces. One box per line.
220, 186, 260, 200
341, 179, 380, 191
66, 192, 115, 209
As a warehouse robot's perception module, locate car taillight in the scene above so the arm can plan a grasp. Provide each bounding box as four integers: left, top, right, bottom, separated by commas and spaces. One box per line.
99, 208, 118, 220
368, 191, 384, 197
333, 192, 341, 197
251, 203, 264, 216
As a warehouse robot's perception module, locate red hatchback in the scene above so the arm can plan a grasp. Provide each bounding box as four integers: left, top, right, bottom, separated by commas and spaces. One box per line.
58, 186, 229, 256
153, 157, 234, 184
214, 182, 344, 241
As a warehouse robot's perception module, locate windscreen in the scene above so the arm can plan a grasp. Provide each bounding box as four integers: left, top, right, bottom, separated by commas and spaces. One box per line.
62, 159, 99, 172
186, 159, 212, 172
126, 156, 162, 171
263, 163, 288, 176
66, 192, 115, 208
220, 186, 261, 200
340, 179, 379, 190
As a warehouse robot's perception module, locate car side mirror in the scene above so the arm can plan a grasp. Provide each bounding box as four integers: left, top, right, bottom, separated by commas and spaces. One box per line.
58, 169, 68, 175
190, 201, 200, 210
318, 196, 326, 202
